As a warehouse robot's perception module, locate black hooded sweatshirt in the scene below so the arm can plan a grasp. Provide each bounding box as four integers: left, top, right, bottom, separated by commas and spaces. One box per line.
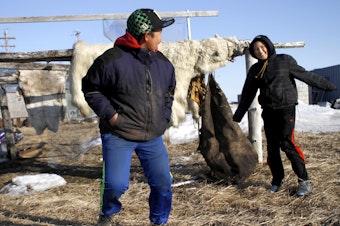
233, 35, 337, 122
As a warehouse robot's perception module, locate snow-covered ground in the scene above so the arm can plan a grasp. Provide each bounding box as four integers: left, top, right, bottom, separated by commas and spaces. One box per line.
170, 102, 340, 144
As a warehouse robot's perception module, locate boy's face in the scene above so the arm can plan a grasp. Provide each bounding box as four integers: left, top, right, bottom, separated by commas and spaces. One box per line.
143, 30, 162, 52
253, 41, 268, 60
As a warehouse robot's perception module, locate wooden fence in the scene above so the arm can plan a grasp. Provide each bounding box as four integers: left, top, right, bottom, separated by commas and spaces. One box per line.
0, 49, 72, 159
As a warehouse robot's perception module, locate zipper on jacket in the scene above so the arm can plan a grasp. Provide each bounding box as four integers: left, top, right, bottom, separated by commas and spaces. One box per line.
145, 67, 153, 139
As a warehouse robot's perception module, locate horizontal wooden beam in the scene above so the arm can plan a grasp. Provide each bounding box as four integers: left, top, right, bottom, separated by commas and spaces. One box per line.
0, 62, 70, 71
0, 40, 305, 65
0, 49, 73, 63
274, 41, 305, 48
0, 11, 219, 24
0, 76, 17, 84
0, 71, 18, 84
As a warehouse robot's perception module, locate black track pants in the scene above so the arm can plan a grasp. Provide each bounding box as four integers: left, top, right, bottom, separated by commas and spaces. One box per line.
262, 106, 309, 185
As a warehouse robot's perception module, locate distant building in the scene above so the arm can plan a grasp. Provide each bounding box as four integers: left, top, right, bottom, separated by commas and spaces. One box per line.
310, 64, 340, 104
0, 84, 29, 128
0, 69, 29, 127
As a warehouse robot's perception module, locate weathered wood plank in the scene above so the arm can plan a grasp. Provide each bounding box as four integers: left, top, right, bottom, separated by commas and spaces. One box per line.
0, 86, 18, 159
0, 76, 17, 84
0, 11, 219, 24
0, 49, 73, 63
0, 41, 304, 64
0, 73, 16, 77
0, 62, 70, 71
274, 41, 305, 48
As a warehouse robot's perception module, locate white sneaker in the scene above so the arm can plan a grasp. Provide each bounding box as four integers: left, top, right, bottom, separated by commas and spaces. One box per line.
296, 180, 312, 196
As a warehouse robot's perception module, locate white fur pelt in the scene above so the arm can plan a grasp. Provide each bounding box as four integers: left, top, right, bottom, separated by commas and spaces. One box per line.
69, 36, 249, 127
18, 70, 67, 135
69, 41, 113, 117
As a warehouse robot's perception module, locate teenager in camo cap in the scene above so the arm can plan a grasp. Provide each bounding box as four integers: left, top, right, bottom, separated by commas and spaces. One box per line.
82, 8, 175, 226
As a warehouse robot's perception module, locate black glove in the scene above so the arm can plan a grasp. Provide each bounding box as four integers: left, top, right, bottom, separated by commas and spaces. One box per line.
232, 109, 243, 123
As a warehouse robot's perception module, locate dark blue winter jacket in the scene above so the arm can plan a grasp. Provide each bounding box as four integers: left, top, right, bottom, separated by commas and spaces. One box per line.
82, 35, 176, 141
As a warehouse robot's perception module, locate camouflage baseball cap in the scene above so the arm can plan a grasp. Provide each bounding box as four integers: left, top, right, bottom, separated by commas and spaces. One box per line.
127, 8, 175, 39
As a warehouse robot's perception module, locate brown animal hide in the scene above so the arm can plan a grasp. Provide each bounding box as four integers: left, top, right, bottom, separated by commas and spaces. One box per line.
199, 74, 258, 182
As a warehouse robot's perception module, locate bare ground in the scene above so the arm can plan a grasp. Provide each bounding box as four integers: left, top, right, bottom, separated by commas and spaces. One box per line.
0, 121, 339, 226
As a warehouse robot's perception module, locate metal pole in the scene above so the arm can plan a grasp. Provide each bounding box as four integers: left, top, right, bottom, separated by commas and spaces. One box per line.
186, 10, 192, 40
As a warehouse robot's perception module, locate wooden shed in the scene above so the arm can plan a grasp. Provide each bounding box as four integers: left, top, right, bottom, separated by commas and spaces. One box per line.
0, 83, 29, 128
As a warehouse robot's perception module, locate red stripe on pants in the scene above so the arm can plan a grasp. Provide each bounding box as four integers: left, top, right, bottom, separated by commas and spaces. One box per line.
291, 130, 305, 163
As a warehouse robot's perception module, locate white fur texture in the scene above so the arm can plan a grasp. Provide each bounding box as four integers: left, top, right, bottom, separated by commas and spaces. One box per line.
69, 36, 249, 126
18, 70, 67, 134
69, 41, 113, 117
19, 70, 66, 97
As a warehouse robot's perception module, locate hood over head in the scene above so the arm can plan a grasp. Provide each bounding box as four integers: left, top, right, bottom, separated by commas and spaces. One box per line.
249, 35, 276, 59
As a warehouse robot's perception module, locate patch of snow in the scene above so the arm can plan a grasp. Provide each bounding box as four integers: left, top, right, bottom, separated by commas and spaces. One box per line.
0, 173, 67, 196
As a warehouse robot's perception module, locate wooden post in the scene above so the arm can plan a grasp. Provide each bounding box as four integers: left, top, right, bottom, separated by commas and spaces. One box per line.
0, 85, 18, 159
245, 50, 263, 163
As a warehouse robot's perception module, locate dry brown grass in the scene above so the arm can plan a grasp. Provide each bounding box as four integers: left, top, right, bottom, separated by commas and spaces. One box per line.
0, 122, 339, 226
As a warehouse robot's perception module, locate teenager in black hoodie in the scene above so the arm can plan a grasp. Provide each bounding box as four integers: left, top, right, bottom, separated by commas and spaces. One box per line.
233, 35, 336, 196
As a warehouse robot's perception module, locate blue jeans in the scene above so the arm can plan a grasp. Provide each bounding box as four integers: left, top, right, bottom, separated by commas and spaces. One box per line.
100, 133, 172, 224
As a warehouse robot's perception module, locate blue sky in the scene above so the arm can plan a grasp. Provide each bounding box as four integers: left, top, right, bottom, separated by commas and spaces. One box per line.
1, 0, 339, 102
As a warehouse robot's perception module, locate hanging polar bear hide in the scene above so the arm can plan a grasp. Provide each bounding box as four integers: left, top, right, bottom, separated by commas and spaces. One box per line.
69, 36, 249, 127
